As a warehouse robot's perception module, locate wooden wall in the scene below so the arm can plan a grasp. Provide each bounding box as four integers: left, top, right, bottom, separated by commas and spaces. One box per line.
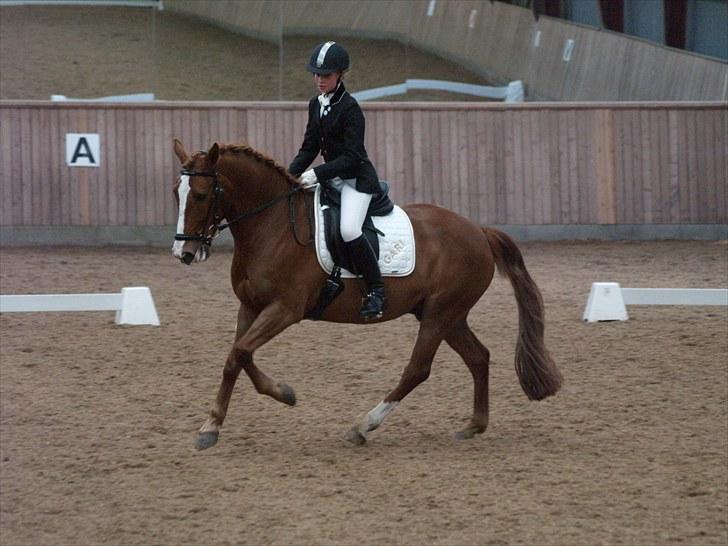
165, 0, 728, 102
1, 101, 725, 229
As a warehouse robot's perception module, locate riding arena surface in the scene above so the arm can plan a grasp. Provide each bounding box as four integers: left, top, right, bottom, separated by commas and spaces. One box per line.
1, 241, 726, 545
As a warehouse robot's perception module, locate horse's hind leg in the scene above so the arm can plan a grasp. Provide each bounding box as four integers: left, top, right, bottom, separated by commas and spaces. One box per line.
196, 301, 298, 450
345, 316, 447, 445
445, 321, 490, 439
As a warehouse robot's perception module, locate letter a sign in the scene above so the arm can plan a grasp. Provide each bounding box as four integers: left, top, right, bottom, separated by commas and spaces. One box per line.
66, 133, 100, 167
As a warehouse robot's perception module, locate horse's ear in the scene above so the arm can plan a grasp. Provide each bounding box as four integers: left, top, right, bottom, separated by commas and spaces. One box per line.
173, 138, 189, 165
207, 142, 220, 166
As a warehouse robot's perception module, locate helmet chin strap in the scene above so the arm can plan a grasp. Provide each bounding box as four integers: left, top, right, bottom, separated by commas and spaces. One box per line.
326, 81, 342, 96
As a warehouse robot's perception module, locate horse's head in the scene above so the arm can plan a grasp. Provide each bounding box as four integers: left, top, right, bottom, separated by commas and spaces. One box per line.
172, 139, 224, 265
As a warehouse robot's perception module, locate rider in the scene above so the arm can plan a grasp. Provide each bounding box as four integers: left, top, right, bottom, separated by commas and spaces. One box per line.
288, 41, 387, 321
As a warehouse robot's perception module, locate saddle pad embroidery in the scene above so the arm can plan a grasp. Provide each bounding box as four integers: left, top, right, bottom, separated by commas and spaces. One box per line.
314, 185, 416, 278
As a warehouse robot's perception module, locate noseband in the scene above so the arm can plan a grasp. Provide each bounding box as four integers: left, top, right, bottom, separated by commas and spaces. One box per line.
174, 169, 308, 248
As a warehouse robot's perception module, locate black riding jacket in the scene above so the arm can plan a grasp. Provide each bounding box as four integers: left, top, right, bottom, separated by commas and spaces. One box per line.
288, 82, 381, 195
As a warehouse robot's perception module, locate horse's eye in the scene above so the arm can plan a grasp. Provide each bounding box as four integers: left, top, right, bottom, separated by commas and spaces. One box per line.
195, 192, 207, 202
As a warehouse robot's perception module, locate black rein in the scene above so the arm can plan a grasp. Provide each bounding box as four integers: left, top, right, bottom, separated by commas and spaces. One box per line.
174, 169, 311, 247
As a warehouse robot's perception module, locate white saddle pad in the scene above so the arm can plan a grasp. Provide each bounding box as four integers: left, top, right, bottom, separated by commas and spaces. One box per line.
313, 185, 416, 278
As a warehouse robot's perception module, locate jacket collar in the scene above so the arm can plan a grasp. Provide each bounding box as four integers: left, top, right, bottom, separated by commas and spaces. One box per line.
329, 81, 347, 105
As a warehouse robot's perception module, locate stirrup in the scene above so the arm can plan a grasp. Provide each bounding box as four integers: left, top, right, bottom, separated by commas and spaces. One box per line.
360, 288, 387, 321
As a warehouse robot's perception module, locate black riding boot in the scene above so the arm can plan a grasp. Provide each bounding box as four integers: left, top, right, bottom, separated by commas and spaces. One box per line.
345, 234, 387, 321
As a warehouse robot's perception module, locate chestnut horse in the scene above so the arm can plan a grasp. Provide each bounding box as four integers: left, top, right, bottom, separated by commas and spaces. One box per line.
172, 139, 562, 450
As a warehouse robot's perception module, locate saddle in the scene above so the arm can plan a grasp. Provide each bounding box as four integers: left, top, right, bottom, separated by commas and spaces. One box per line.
307, 181, 415, 320
319, 181, 394, 272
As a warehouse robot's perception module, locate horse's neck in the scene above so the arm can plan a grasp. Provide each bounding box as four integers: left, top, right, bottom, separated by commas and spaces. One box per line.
219, 153, 296, 257
220, 153, 290, 211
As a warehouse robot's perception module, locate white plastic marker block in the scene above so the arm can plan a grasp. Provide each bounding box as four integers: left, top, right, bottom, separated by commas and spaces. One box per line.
505, 80, 524, 102
0, 287, 159, 326
582, 282, 628, 322
115, 287, 160, 326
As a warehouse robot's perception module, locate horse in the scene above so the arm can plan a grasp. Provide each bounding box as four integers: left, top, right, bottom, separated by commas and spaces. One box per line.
171, 139, 563, 450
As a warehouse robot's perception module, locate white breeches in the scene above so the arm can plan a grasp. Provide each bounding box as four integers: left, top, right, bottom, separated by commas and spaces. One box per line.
329, 178, 373, 242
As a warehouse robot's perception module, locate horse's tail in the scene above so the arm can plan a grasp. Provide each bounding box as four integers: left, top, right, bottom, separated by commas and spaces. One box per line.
483, 227, 563, 400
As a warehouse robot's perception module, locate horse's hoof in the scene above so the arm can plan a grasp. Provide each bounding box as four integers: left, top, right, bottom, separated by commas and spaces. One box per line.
454, 425, 485, 440
195, 431, 219, 451
345, 428, 367, 446
278, 383, 296, 406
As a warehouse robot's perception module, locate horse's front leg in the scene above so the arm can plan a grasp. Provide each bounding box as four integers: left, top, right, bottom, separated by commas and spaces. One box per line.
196, 301, 299, 450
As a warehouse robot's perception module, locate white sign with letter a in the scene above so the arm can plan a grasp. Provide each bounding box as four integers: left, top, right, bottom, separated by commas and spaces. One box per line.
66, 133, 100, 167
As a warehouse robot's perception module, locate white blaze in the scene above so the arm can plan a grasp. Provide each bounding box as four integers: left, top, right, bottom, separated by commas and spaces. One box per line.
172, 175, 190, 257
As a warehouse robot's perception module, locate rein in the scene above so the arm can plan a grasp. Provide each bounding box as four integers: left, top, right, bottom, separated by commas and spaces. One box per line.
218, 185, 302, 232
174, 169, 312, 247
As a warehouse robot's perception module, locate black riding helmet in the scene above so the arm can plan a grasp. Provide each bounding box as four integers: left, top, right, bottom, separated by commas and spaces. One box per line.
307, 41, 350, 75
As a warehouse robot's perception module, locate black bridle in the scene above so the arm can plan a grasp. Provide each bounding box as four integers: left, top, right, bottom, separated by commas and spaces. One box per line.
174, 169, 310, 248
174, 169, 223, 246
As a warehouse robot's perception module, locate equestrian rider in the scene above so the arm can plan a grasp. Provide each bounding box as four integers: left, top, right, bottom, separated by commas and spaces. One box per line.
288, 41, 387, 321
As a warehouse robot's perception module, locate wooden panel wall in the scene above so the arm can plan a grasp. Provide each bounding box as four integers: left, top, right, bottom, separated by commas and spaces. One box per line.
0, 101, 725, 228
165, 0, 728, 102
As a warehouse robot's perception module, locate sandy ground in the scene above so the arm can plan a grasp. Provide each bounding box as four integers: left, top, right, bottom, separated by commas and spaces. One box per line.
0, 241, 726, 545
0, 6, 493, 102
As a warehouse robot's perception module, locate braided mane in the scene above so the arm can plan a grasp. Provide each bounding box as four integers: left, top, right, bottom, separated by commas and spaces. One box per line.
219, 143, 300, 186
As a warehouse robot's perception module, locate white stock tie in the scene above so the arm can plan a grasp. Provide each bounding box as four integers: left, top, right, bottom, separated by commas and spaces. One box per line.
318, 92, 332, 117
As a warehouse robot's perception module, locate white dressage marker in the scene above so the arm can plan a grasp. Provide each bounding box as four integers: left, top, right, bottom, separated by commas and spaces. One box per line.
583, 282, 728, 322
0, 287, 160, 326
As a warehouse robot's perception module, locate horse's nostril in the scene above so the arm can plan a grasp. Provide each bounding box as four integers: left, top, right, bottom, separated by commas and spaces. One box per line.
181, 252, 195, 265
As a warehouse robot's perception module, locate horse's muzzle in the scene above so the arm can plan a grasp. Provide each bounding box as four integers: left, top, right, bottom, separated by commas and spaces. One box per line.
181, 252, 196, 265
